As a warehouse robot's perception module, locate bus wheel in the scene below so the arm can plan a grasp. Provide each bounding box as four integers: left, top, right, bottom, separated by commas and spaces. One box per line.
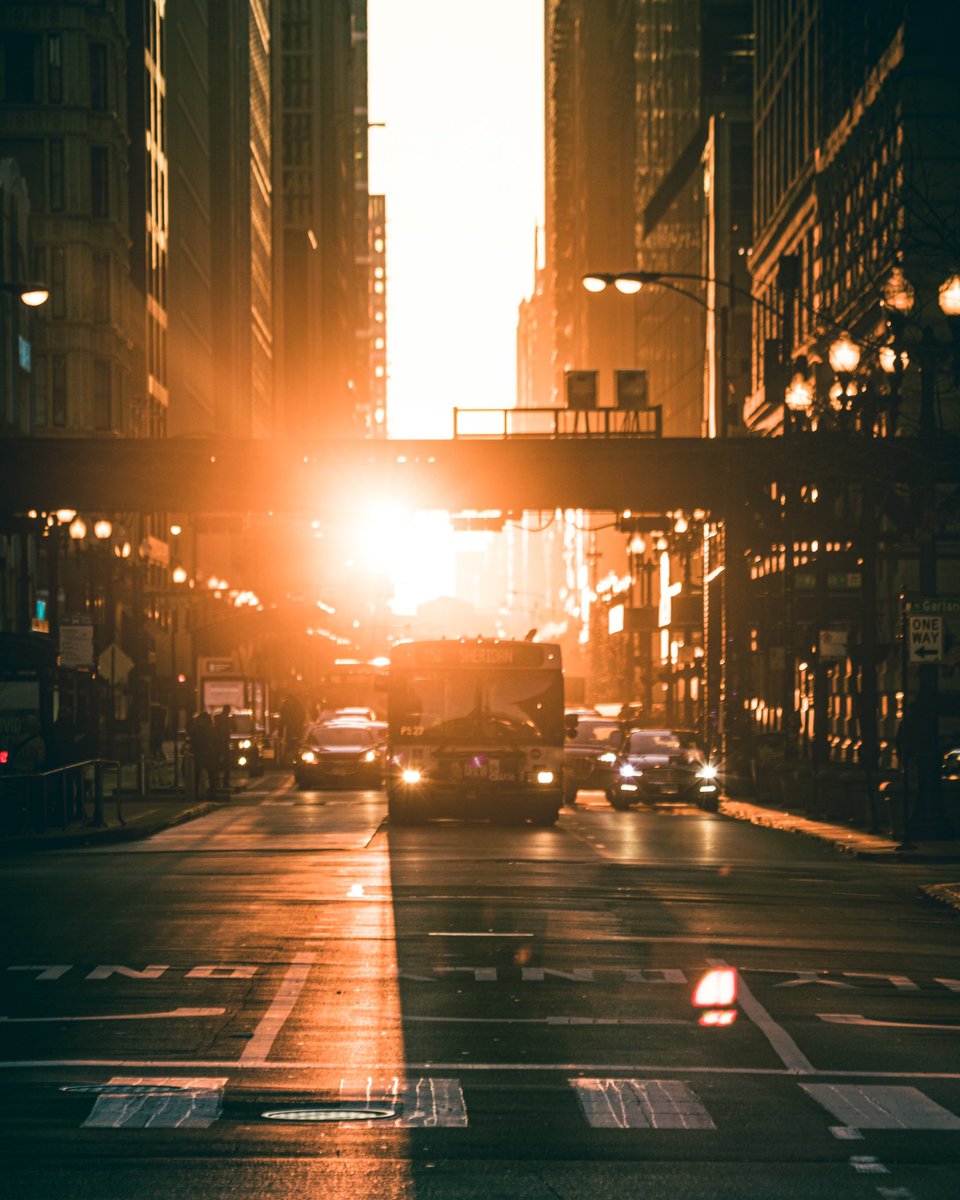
531, 808, 559, 827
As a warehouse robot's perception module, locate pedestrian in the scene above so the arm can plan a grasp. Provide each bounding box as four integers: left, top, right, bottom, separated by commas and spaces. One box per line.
187, 710, 215, 797
213, 705, 233, 793
279, 693, 305, 766
6, 716, 46, 834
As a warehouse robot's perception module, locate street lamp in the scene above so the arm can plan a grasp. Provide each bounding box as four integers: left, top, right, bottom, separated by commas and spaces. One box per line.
0, 281, 49, 307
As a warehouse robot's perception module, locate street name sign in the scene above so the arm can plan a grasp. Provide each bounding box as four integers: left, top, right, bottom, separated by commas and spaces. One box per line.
908, 614, 943, 664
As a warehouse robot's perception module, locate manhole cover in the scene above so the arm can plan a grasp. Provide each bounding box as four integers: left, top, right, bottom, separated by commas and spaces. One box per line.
261, 1106, 397, 1123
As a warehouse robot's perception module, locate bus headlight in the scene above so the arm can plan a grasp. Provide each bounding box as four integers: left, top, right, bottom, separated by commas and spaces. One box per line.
239, 739, 252, 749
300, 750, 317, 765
238, 756, 247, 767
619, 763, 637, 778
696, 763, 718, 780
535, 770, 555, 785
401, 767, 422, 785
363, 749, 378, 763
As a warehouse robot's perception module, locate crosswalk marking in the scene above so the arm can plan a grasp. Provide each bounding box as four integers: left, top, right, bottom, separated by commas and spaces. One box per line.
802, 1084, 960, 1130
336, 1076, 468, 1127
571, 1078, 715, 1129
82, 1076, 227, 1129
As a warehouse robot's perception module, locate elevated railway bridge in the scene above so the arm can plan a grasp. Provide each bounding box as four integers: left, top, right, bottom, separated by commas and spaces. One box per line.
2, 425, 954, 802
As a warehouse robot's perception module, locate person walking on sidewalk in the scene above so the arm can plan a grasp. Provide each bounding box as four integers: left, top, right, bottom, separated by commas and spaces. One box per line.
213, 705, 233, 794
187, 710, 216, 797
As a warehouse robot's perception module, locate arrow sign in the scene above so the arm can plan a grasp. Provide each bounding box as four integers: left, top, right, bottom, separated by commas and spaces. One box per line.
908, 614, 943, 664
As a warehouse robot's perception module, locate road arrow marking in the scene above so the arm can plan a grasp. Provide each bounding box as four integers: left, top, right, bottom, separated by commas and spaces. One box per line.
0, 1007, 224, 1023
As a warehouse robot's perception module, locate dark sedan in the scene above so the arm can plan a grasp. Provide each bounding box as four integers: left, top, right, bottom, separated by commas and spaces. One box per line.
563, 715, 622, 804
607, 727, 720, 810
294, 721, 384, 789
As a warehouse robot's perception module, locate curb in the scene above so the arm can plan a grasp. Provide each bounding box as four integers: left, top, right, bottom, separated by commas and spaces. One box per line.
0, 800, 223, 852
719, 798, 960, 863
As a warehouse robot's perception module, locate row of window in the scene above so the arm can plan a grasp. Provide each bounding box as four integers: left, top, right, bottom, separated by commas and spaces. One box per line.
32, 354, 113, 432
0, 138, 113, 218
1, 32, 113, 112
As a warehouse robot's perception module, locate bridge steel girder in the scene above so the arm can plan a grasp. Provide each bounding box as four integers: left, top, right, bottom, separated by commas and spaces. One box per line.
0, 434, 953, 516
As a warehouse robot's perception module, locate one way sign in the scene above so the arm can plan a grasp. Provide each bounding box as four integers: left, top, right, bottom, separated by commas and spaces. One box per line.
908, 614, 943, 664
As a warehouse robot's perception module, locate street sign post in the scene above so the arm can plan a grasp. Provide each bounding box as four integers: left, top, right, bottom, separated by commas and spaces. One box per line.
908, 614, 943, 664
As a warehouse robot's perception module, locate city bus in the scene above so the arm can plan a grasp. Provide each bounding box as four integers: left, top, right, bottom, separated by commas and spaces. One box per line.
386, 638, 564, 825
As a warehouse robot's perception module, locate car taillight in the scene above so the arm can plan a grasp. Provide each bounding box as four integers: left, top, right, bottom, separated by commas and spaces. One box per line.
692, 967, 738, 1026
692, 967, 737, 1007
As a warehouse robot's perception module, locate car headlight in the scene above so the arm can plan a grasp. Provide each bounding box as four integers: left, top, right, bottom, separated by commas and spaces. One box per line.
300, 750, 317, 764
239, 739, 252, 750
598, 752, 617, 764
619, 763, 637, 778
363, 749, 378, 763
238, 756, 247, 766
696, 763, 718, 780
536, 770, 555, 785
401, 767, 422, 785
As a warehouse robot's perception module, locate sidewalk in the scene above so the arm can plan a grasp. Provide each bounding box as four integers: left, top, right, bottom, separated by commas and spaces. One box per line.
0, 794, 225, 852
719, 797, 960, 913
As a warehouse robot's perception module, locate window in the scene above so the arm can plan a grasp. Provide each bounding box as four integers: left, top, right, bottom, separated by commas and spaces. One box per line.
33, 355, 48, 428
49, 139, 64, 211
89, 43, 107, 111
48, 246, 68, 318
51, 355, 67, 427
90, 146, 109, 217
93, 359, 112, 430
2, 34, 39, 102
50, 247, 65, 319
92, 253, 110, 323
48, 34, 62, 103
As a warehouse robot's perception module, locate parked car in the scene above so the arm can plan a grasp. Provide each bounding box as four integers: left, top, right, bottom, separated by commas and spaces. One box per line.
563, 715, 622, 804
295, 721, 384, 790
229, 710, 266, 777
607, 727, 720, 811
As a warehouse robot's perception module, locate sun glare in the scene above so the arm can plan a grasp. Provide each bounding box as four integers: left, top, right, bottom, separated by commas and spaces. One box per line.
356, 507, 456, 616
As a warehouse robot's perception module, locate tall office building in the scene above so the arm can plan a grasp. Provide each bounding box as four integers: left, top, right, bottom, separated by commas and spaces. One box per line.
275, 0, 372, 438
747, 0, 960, 435
0, 3, 138, 436
208, 0, 275, 438
544, 0, 636, 411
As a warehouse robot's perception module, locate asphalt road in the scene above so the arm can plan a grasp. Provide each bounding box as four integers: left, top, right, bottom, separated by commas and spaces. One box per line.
2, 779, 959, 1199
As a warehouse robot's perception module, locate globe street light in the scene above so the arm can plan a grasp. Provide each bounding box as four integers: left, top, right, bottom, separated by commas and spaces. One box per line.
0, 281, 49, 307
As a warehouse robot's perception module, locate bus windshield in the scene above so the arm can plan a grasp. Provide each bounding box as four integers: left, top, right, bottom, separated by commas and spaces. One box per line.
390, 668, 563, 744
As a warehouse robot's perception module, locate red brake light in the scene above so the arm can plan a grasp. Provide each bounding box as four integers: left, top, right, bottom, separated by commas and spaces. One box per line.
692, 967, 738, 1007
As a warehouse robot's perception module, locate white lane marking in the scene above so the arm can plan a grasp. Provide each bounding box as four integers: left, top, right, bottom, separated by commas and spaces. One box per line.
338, 1076, 467, 1127
830, 1126, 863, 1139
936, 977, 960, 991
876, 1188, 916, 1199
239, 952, 315, 1065
404, 1015, 688, 1026
82, 1075, 227, 1128
6, 966, 72, 981
572, 1078, 715, 1129
802, 1084, 960, 1130
0, 1007, 224, 1023
849, 1156, 889, 1175
819, 1013, 960, 1032
708, 957, 815, 1075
